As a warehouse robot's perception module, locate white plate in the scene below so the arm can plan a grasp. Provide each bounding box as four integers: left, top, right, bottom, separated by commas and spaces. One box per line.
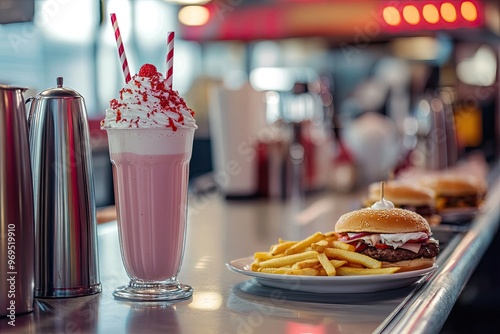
226, 257, 437, 294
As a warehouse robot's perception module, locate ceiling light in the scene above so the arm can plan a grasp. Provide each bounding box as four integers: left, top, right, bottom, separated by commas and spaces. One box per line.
178, 5, 210, 26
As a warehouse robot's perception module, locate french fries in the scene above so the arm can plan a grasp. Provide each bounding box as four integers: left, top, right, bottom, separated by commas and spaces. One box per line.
331, 240, 356, 252
336, 266, 400, 276
269, 241, 296, 256
284, 232, 324, 255
311, 239, 329, 253
324, 248, 382, 269
259, 251, 318, 268
317, 252, 336, 276
251, 231, 401, 276
253, 252, 276, 261
260, 267, 319, 276
291, 259, 320, 269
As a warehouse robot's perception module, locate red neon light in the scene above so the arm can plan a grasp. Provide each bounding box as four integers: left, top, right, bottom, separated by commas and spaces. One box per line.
461, 1, 478, 22
383, 6, 401, 26
403, 5, 421, 25
441, 2, 457, 23
380, 1, 482, 32
423, 4, 440, 24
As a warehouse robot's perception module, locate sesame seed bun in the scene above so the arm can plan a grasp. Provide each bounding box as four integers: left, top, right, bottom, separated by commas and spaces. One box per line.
335, 208, 431, 235
366, 181, 436, 207
382, 258, 435, 272
419, 174, 486, 197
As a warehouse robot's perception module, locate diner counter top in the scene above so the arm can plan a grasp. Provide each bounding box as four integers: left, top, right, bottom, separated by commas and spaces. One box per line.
2, 165, 499, 334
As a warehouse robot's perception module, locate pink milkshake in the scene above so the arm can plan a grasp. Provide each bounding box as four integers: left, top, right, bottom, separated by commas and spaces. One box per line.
112, 152, 189, 281
102, 64, 196, 301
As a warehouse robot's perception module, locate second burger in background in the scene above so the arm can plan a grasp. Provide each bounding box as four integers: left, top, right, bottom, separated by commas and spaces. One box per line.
419, 174, 486, 215
336, 198, 439, 272
364, 180, 441, 226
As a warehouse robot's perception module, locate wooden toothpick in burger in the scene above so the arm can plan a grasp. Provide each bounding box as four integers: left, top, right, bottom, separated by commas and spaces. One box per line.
371, 181, 395, 210
364, 179, 442, 226
335, 181, 440, 272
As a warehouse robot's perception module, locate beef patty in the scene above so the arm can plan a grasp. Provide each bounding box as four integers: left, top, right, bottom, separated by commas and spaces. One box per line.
359, 243, 439, 262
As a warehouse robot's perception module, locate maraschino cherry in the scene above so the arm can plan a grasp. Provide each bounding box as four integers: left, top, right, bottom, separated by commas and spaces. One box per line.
138, 64, 158, 78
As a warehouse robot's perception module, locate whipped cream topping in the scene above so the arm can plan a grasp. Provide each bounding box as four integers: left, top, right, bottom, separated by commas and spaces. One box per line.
371, 198, 395, 210
101, 64, 196, 130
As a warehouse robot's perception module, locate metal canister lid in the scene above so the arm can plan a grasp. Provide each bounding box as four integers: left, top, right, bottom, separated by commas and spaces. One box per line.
0, 84, 28, 91
37, 77, 82, 98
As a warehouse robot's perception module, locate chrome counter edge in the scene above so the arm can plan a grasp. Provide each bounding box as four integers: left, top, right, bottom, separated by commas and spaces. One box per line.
376, 169, 500, 334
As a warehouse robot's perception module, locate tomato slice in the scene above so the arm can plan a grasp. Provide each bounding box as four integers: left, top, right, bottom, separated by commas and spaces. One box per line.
355, 243, 368, 252
374, 243, 392, 249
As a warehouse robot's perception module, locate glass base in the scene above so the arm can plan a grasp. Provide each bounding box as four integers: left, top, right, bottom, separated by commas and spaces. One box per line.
113, 279, 193, 301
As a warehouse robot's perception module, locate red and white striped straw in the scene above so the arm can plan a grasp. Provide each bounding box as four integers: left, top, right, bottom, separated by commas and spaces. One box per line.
110, 13, 131, 83
165, 31, 175, 89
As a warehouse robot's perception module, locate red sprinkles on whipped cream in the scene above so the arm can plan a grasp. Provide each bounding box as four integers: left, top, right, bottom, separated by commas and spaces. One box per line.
101, 64, 195, 130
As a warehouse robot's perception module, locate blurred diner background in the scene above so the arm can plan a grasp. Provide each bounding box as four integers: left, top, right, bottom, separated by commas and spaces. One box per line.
0, 0, 499, 331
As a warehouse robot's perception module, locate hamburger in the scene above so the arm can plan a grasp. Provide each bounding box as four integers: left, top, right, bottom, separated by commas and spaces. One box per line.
364, 180, 441, 226
419, 174, 486, 213
335, 203, 439, 272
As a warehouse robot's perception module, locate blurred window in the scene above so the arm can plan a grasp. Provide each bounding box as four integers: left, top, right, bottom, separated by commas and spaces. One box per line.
0, 0, 201, 117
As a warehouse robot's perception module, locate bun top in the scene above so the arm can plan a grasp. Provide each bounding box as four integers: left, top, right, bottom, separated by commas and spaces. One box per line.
335, 208, 431, 234
419, 174, 486, 196
367, 181, 435, 206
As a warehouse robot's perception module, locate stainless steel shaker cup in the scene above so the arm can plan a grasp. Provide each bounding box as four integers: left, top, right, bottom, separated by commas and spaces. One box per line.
0, 84, 35, 316
28, 77, 101, 298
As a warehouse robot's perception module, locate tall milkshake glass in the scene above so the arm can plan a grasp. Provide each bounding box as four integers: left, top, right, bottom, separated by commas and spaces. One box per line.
107, 127, 194, 300
102, 63, 197, 301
